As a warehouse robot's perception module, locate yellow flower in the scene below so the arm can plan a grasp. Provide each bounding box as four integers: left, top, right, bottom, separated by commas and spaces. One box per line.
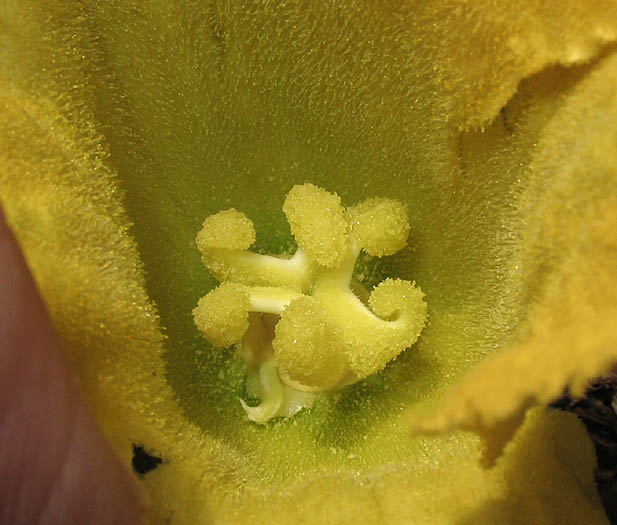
2, 1, 617, 523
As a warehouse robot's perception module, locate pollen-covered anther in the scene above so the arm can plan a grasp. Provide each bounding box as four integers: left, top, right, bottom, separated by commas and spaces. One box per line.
194, 283, 302, 350
193, 182, 427, 423
273, 296, 349, 392
350, 278, 427, 378
283, 183, 349, 268
348, 197, 410, 257
197, 208, 256, 252
192, 282, 250, 348
196, 206, 315, 292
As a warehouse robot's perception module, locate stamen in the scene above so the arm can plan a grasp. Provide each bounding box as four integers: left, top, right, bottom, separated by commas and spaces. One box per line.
239, 360, 284, 424
193, 183, 427, 424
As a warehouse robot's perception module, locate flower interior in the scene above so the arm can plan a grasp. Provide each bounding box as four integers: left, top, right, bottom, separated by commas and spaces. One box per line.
193, 183, 427, 423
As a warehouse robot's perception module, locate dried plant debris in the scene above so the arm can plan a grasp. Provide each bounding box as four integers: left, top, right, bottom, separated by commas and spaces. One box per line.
552, 371, 617, 523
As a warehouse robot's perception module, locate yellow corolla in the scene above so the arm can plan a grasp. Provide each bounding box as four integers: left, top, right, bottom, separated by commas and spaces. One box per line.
2, 1, 617, 523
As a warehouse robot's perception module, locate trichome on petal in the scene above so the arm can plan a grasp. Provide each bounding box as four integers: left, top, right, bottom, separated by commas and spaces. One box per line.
192, 183, 427, 424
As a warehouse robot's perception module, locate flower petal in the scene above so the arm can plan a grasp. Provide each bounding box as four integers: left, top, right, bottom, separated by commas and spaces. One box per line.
409, 50, 617, 465
3, 1, 617, 523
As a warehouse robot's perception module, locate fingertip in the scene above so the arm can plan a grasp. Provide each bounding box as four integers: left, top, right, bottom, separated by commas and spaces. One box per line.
0, 204, 148, 523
